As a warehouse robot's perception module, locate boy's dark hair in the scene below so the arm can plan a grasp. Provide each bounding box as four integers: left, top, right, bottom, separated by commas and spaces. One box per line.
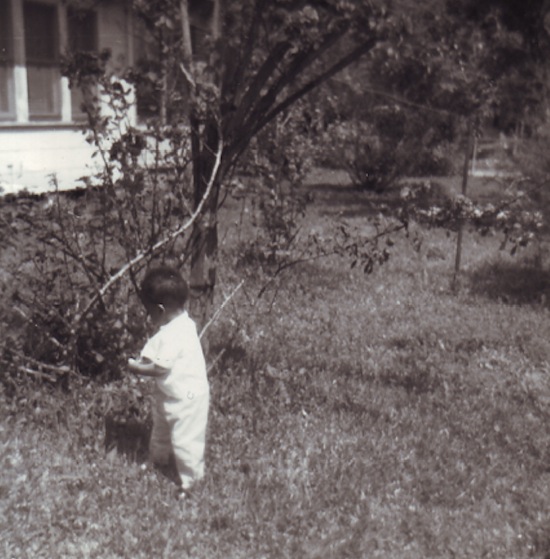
140, 266, 189, 308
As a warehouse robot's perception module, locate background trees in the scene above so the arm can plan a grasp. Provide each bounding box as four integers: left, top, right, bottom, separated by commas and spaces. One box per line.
156, 0, 399, 309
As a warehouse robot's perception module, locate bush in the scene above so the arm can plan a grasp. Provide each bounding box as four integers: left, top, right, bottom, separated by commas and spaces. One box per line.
320, 104, 457, 191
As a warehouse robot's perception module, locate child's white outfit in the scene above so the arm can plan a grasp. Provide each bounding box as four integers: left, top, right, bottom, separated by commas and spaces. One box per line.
140, 311, 209, 490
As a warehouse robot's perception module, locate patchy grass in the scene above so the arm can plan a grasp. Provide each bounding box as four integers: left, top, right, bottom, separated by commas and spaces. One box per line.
2, 181, 550, 558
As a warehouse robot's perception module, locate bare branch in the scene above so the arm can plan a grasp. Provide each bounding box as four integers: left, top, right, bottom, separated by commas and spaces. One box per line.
12, 349, 74, 376
241, 25, 350, 135
19, 366, 58, 383
180, 0, 194, 65
227, 35, 380, 166
225, 40, 292, 138
206, 348, 226, 373
179, 62, 196, 89
227, 0, 267, 99
200, 279, 245, 339
76, 136, 224, 324
255, 36, 380, 137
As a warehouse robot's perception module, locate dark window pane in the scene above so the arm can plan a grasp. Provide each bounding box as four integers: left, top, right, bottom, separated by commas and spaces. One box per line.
0, 1, 12, 62
24, 2, 58, 64
24, 2, 60, 119
68, 8, 97, 53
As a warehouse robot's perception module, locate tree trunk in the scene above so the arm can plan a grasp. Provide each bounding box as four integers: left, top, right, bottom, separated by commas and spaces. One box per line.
189, 119, 222, 326
180, 0, 224, 326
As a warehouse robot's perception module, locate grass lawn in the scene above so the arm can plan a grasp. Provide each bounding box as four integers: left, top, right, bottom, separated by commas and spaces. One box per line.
2, 177, 550, 558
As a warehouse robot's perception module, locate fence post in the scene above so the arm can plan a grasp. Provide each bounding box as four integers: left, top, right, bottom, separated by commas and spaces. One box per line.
452, 118, 474, 290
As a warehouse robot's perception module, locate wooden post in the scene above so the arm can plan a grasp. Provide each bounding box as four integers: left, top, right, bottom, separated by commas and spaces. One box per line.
452, 118, 474, 290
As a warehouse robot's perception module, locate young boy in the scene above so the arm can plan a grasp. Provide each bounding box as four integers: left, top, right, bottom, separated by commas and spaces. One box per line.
128, 265, 209, 498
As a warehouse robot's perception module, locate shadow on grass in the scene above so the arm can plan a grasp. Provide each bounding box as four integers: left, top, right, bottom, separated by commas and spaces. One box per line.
104, 416, 181, 485
308, 183, 404, 218
307, 179, 453, 219
104, 415, 151, 463
468, 260, 550, 306
306, 173, 514, 221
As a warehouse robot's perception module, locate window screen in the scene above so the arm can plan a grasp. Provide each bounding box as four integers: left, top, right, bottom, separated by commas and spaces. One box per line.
24, 2, 58, 65
0, 1, 12, 63
0, 0, 14, 118
24, 1, 61, 119
68, 7, 97, 53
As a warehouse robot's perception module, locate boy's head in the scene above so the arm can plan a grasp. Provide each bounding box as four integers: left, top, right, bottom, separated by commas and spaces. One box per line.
140, 266, 188, 323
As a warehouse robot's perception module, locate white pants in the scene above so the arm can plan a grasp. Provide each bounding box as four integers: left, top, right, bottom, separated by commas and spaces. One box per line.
149, 388, 210, 489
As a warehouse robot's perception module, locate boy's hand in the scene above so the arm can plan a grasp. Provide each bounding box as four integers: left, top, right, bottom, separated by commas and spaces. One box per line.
128, 357, 140, 369
128, 357, 149, 375
128, 356, 168, 378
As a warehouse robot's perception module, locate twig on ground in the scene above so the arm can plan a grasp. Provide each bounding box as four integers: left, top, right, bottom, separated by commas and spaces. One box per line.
11, 349, 74, 376
18, 366, 58, 383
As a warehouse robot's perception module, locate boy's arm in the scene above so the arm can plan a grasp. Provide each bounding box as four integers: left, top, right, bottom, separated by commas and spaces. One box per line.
128, 357, 169, 378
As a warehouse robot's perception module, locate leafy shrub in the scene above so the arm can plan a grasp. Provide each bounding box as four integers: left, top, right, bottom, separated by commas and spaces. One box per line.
321, 103, 457, 191
0, 52, 199, 377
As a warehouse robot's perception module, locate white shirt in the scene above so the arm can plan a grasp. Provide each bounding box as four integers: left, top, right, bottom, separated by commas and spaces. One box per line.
141, 311, 208, 398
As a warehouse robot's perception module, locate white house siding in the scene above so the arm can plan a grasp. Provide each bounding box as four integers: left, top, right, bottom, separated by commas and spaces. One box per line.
0, 127, 96, 194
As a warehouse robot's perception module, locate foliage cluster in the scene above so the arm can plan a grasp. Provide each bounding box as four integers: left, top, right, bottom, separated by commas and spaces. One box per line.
0, 185, 147, 379
320, 103, 457, 191
314, 0, 548, 192
399, 179, 545, 254
4, 36, 320, 376
0, 166, 544, 383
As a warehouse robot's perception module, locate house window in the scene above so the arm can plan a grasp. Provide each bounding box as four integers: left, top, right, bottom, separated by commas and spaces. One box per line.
67, 7, 98, 121
0, 0, 15, 120
24, 1, 61, 120
0, 0, 129, 126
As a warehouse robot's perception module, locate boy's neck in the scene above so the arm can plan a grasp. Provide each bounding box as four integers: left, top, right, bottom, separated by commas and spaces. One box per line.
161, 307, 184, 325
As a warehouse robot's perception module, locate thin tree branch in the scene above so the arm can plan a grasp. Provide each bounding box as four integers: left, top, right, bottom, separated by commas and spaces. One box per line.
12, 349, 74, 376
225, 40, 292, 138
227, 35, 380, 167
254, 36, 380, 136
76, 137, 223, 324
179, 62, 196, 89
200, 279, 245, 339
206, 348, 226, 373
228, 0, 267, 101
241, 25, 350, 136
180, 0, 194, 66
19, 366, 58, 383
